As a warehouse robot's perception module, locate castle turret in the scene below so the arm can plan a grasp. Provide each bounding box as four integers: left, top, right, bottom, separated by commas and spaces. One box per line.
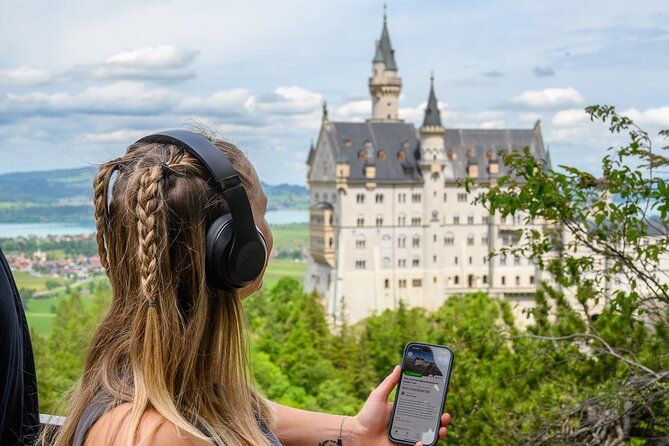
368, 10, 402, 122
419, 74, 446, 173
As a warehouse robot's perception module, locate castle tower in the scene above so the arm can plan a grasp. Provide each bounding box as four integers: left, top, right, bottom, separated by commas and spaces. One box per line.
368, 10, 402, 122
419, 74, 446, 171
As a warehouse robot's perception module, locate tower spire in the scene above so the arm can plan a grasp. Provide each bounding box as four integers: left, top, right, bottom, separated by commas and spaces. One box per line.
422, 72, 442, 127
368, 5, 402, 121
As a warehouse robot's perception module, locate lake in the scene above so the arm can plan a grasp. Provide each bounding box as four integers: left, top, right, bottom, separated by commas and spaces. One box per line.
0, 209, 308, 238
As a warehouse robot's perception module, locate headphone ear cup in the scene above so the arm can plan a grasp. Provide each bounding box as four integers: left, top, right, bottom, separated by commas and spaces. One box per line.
205, 213, 234, 290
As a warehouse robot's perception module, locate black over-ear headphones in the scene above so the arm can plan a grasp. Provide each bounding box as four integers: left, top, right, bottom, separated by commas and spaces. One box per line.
135, 130, 267, 291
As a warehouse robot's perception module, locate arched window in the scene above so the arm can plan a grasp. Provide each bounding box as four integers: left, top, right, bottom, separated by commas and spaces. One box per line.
397, 150, 406, 160
381, 234, 392, 249
383, 257, 391, 268
355, 234, 366, 249
358, 150, 366, 160
378, 150, 386, 160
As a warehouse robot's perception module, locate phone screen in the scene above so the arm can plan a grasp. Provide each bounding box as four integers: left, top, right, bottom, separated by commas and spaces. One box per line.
388, 343, 453, 445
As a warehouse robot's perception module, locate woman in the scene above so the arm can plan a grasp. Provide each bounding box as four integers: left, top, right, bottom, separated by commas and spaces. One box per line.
50, 130, 451, 446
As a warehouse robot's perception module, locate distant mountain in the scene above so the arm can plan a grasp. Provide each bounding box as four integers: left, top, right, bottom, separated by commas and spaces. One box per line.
0, 166, 308, 223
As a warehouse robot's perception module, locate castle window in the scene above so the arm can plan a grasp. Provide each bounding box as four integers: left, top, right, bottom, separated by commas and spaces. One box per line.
412, 257, 420, 267
457, 193, 468, 202
483, 256, 487, 264
381, 234, 391, 248
482, 215, 488, 224
412, 236, 420, 247
501, 276, 506, 285
375, 193, 384, 203
364, 139, 372, 147
355, 235, 366, 249
384, 278, 390, 288
515, 275, 520, 285
454, 256, 458, 265
500, 254, 507, 266
466, 149, 473, 160
514, 256, 521, 265
468, 256, 473, 265
482, 235, 488, 245
378, 150, 386, 160
355, 260, 367, 269
383, 257, 390, 268
411, 217, 421, 226
487, 150, 494, 160
398, 193, 406, 203
433, 255, 437, 263
412, 279, 422, 287
398, 235, 406, 248
467, 235, 474, 246
467, 215, 474, 225
482, 275, 488, 284
344, 138, 352, 147
443, 192, 447, 202
453, 215, 460, 225
376, 215, 383, 227
358, 150, 366, 159
444, 233, 455, 246
356, 193, 365, 203
433, 234, 437, 242
357, 215, 364, 227
328, 237, 333, 247
447, 150, 455, 160
398, 259, 406, 268
402, 140, 411, 148
530, 276, 535, 285
411, 193, 421, 203
398, 214, 406, 226
399, 279, 407, 288
397, 150, 406, 160
454, 275, 459, 285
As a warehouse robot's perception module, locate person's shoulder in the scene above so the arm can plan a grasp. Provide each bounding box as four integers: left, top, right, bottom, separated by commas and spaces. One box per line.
86, 403, 210, 446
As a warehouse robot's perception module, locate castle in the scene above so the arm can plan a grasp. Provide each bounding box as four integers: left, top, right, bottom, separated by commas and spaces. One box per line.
304, 13, 549, 323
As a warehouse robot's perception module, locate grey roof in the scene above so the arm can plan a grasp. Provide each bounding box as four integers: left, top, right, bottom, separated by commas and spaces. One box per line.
330, 122, 421, 184
373, 15, 398, 71
306, 140, 315, 165
440, 125, 547, 181
324, 121, 546, 183
422, 76, 442, 127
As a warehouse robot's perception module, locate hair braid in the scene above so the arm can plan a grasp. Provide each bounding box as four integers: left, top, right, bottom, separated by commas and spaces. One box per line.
93, 160, 120, 273
134, 164, 168, 302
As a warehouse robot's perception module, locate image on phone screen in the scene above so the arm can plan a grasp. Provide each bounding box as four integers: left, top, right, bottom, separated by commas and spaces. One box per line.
389, 343, 453, 445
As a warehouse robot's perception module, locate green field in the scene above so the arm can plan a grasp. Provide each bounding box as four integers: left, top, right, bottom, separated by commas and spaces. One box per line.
19, 223, 309, 336
12, 271, 69, 292
270, 223, 308, 249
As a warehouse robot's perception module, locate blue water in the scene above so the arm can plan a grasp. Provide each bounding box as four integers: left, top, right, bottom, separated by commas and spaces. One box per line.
0, 209, 308, 238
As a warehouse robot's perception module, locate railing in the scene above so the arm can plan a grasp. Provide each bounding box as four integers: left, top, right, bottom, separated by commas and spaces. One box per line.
40, 414, 65, 445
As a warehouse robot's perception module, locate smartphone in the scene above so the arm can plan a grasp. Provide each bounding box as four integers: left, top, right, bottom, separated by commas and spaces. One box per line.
387, 342, 454, 446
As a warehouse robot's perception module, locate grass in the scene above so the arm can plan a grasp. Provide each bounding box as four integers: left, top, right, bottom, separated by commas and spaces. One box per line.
264, 258, 307, 288
25, 312, 56, 336
270, 223, 308, 250
13, 271, 69, 292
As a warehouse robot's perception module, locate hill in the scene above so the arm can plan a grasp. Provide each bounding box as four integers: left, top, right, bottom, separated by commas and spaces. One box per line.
0, 166, 308, 223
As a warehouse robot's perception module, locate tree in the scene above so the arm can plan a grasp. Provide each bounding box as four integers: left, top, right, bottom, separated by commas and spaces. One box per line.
468, 105, 669, 444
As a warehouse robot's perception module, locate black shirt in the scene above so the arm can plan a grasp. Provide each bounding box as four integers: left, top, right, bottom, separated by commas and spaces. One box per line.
0, 246, 40, 445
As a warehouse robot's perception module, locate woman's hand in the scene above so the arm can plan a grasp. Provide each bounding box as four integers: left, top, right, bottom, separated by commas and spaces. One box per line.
350, 365, 451, 445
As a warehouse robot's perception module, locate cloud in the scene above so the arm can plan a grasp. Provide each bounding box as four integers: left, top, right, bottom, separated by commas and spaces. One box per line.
253, 86, 322, 115
0, 66, 53, 86
533, 66, 555, 77
0, 81, 177, 117
518, 112, 542, 123
177, 89, 254, 116
72, 46, 199, 82
482, 70, 504, 78
334, 100, 370, 121
83, 129, 148, 143
623, 106, 669, 127
510, 87, 584, 109
551, 108, 588, 126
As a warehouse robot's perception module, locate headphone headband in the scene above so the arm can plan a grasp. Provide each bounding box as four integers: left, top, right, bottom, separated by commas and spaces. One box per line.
135, 129, 259, 258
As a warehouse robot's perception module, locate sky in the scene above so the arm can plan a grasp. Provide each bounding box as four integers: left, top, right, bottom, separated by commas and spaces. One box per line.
0, 0, 668, 185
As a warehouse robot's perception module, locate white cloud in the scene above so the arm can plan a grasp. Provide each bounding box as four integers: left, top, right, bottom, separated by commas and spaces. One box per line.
623, 106, 669, 127
518, 112, 542, 123
551, 108, 588, 126
0, 81, 177, 116
333, 99, 370, 121
254, 86, 322, 115
0, 66, 53, 86
83, 129, 148, 143
74, 45, 199, 82
178, 89, 253, 115
510, 87, 584, 109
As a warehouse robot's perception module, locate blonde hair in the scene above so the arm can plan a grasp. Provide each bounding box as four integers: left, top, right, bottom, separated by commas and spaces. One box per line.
50, 135, 274, 446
